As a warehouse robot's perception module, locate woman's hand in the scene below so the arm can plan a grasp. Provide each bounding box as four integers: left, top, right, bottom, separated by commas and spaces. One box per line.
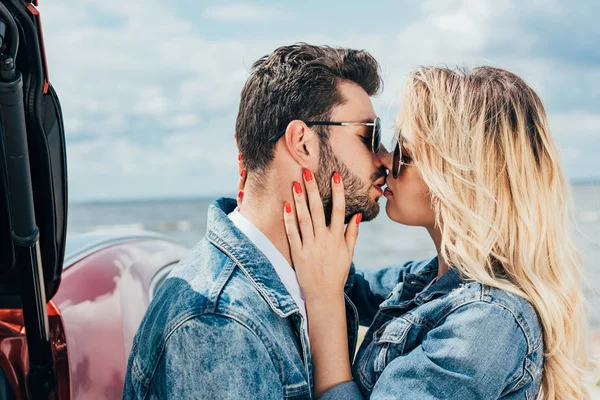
283, 169, 361, 397
283, 169, 361, 299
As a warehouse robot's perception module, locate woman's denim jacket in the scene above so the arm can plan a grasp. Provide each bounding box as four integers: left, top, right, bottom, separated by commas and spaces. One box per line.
324, 257, 545, 400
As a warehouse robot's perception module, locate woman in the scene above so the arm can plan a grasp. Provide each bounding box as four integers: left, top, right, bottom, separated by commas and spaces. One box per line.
281, 66, 591, 399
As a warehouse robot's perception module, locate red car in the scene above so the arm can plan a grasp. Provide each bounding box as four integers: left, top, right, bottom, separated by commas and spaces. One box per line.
0, 1, 187, 398
1, 231, 188, 399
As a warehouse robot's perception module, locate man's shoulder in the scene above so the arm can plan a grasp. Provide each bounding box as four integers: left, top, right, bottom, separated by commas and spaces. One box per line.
134, 237, 288, 352
150, 239, 279, 336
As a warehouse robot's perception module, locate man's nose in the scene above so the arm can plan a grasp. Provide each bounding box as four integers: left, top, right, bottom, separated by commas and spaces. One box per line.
376, 146, 393, 170
373, 144, 389, 168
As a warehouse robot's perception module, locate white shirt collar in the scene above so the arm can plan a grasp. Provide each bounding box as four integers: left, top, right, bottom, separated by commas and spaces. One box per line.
228, 208, 308, 335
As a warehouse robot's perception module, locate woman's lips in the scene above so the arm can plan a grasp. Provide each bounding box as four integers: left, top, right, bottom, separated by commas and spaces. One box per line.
384, 186, 393, 196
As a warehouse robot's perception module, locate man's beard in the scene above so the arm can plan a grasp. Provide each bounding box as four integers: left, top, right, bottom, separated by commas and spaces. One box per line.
316, 139, 385, 225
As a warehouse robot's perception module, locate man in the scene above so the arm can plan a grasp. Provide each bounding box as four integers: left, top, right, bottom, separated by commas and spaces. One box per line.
123, 43, 386, 399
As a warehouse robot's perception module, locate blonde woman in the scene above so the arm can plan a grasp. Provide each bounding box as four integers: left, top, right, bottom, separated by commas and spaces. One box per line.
282, 66, 591, 399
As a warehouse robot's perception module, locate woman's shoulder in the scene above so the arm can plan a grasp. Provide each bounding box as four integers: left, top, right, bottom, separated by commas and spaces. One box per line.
439, 281, 544, 355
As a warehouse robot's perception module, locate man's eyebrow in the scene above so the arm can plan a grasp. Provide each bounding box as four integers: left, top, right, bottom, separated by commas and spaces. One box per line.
356, 116, 377, 123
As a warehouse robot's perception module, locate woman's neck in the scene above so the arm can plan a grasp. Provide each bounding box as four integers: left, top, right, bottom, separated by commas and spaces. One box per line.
427, 226, 449, 279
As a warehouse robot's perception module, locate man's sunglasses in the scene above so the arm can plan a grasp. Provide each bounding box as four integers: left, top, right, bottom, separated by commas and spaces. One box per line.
391, 138, 414, 179
269, 117, 382, 154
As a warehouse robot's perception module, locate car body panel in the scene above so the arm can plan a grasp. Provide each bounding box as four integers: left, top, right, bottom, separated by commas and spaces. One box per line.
1, 231, 189, 399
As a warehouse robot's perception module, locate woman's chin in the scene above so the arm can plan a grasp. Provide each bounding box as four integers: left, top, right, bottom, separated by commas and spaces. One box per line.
385, 201, 424, 226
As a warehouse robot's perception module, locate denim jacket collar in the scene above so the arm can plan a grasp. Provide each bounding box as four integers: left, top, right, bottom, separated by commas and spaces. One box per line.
418, 265, 464, 302
206, 197, 300, 318
381, 257, 465, 308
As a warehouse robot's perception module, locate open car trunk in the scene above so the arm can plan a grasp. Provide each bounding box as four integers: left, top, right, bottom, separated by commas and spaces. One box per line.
0, 0, 67, 306
0, 0, 67, 397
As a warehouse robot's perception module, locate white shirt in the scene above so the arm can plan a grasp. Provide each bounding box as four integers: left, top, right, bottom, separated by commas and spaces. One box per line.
228, 209, 309, 338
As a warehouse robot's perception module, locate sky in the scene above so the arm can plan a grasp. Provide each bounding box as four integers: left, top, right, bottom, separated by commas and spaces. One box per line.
38, 0, 600, 203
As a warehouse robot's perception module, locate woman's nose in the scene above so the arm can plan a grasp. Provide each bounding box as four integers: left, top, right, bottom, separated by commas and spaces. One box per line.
377, 146, 393, 170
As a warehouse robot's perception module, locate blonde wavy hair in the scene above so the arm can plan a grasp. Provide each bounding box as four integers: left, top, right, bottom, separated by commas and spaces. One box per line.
396, 66, 592, 399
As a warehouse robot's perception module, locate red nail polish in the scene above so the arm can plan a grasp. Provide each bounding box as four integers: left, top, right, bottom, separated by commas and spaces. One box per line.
303, 169, 313, 182
356, 213, 362, 225
238, 190, 244, 200
240, 169, 246, 178
285, 202, 292, 214
293, 182, 303, 194
238, 153, 242, 161
333, 172, 341, 185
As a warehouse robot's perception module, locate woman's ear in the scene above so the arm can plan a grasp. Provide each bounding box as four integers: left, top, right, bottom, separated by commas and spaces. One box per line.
283, 120, 320, 168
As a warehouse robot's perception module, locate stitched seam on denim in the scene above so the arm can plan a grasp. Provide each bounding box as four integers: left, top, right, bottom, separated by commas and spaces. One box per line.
207, 258, 236, 313
483, 287, 540, 353
430, 295, 482, 329
374, 317, 413, 344
505, 354, 542, 399
284, 383, 310, 396
213, 310, 285, 370
142, 311, 210, 389
502, 358, 530, 395
153, 312, 283, 394
129, 339, 151, 391
462, 300, 535, 391
427, 297, 532, 398
211, 311, 290, 393
482, 297, 537, 354
208, 232, 297, 318
374, 343, 389, 373
132, 358, 149, 389
356, 344, 376, 391
402, 312, 432, 328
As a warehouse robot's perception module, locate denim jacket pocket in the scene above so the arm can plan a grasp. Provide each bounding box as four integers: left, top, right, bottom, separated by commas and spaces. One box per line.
356, 317, 412, 391
283, 383, 311, 400
371, 317, 412, 373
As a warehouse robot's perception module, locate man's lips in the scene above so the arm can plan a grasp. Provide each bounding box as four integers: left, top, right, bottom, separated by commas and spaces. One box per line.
373, 177, 386, 195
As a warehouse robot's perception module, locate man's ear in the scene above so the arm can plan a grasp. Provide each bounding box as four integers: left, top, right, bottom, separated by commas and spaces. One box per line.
283, 120, 320, 168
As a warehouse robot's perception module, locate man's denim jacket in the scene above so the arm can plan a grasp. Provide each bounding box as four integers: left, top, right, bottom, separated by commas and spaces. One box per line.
122, 198, 360, 399
324, 257, 545, 400
123, 197, 543, 399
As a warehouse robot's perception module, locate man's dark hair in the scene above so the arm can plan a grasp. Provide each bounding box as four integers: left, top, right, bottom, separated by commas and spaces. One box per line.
235, 43, 382, 174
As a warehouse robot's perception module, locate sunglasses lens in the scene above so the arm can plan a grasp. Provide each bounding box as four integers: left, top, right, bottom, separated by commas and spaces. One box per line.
392, 141, 401, 178
372, 117, 381, 153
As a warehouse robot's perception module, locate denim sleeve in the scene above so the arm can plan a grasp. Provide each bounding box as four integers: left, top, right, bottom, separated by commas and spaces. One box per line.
318, 381, 362, 400
156, 314, 282, 399
346, 261, 415, 326
370, 302, 529, 399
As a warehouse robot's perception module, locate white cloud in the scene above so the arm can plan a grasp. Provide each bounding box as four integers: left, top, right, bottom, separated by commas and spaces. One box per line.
37, 0, 600, 201
202, 4, 285, 22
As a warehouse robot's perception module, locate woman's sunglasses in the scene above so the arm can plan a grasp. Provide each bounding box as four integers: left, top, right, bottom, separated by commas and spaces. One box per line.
270, 117, 382, 154
391, 139, 414, 179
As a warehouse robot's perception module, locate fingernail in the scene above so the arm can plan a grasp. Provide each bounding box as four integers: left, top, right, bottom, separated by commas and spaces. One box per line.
285, 202, 292, 214
293, 182, 303, 195
333, 172, 341, 185
238, 153, 242, 161
238, 190, 244, 200
355, 213, 362, 225
303, 169, 313, 182
240, 169, 246, 178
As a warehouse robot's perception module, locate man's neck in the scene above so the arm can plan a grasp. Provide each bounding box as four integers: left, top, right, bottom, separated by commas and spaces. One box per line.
237, 192, 294, 270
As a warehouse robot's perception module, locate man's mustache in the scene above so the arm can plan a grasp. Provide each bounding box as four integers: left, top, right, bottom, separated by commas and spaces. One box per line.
370, 168, 387, 182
